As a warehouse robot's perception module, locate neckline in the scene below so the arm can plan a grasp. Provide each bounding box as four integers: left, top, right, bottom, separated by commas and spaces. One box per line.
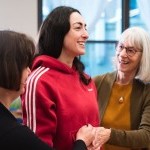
114, 82, 132, 87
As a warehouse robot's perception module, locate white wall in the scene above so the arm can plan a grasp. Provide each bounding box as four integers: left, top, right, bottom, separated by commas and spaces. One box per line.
0, 0, 38, 39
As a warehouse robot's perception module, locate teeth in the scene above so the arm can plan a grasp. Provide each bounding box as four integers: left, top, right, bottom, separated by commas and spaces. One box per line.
78, 42, 85, 46
120, 60, 128, 64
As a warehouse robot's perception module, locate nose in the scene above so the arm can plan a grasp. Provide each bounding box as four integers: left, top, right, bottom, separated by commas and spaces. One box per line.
82, 29, 89, 39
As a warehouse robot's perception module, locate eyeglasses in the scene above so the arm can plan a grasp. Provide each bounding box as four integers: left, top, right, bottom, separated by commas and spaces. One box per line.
116, 43, 142, 57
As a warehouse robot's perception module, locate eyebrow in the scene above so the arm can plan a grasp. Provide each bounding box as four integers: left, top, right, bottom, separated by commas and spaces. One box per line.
73, 22, 87, 27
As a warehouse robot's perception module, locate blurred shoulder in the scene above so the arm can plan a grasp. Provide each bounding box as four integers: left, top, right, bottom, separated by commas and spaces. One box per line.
93, 71, 116, 83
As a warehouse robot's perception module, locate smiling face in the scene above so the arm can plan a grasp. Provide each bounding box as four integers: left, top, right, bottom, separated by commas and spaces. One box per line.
62, 12, 89, 57
116, 41, 142, 76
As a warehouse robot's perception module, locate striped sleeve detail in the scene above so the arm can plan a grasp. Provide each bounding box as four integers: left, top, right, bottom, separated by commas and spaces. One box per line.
24, 66, 49, 132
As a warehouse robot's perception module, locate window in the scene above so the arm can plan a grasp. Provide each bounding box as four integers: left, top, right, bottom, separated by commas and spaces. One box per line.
38, 0, 149, 76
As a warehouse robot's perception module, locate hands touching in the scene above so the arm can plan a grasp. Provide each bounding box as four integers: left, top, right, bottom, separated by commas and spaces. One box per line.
91, 127, 111, 149
76, 124, 95, 147
76, 124, 111, 150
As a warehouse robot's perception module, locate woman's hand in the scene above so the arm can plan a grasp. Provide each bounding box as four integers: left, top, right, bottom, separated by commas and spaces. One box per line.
76, 124, 96, 147
87, 127, 111, 150
92, 127, 111, 147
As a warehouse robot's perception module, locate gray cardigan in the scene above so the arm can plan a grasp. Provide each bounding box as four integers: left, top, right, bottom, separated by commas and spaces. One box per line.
94, 71, 150, 150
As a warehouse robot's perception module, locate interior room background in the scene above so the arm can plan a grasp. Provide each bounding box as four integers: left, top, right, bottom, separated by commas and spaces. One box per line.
39, 0, 149, 77
0, 0, 149, 116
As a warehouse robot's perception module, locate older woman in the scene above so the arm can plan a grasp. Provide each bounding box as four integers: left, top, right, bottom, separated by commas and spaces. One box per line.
94, 27, 150, 150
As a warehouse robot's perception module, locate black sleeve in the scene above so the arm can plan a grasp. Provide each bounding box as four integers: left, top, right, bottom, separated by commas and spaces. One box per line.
0, 124, 87, 150
73, 140, 87, 150
0, 125, 52, 150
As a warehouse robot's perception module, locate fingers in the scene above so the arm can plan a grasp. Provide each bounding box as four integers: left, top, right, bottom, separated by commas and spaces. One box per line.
92, 127, 111, 147
76, 125, 110, 149
76, 124, 96, 147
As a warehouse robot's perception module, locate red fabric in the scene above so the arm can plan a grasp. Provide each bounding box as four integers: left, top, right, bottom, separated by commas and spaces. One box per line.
22, 55, 100, 150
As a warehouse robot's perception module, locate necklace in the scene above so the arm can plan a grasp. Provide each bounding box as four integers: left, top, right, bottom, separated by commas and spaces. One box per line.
118, 96, 124, 103
113, 82, 132, 104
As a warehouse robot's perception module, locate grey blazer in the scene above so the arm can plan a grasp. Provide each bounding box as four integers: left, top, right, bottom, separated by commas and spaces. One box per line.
94, 71, 150, 150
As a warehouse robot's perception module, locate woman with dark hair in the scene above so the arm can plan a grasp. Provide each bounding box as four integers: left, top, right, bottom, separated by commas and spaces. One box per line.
0, 30, 97, 150
21, 6, 100, 150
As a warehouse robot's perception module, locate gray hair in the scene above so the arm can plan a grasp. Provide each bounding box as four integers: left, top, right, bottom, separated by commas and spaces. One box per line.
114, 26, 150, 83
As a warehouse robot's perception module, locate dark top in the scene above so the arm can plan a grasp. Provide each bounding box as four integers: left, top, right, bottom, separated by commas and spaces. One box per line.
0, 103, 86, 150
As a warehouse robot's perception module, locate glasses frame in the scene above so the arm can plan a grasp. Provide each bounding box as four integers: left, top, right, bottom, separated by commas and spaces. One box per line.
116, 42, 143, 57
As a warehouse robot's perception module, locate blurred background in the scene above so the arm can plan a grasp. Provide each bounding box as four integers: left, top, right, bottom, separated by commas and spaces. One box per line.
0, 0, 149, 119
0, 0, 149, 77
41, 0, 149, 76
